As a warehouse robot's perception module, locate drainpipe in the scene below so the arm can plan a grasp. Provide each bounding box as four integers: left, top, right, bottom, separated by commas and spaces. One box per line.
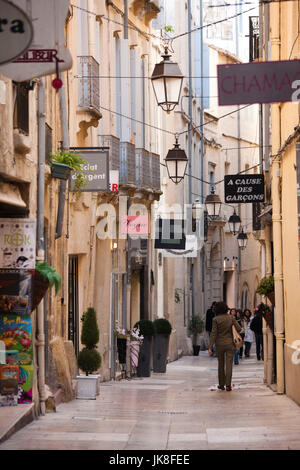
37, 78, 46, 415
270, 2, 285, 394
187, 0, 194, 318
55, 75, 69, 239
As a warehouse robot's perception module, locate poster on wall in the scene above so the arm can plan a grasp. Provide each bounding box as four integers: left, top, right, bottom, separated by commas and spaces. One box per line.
0, 315, 33, 366
0, 218, 36, 269
0, 269, 32, 316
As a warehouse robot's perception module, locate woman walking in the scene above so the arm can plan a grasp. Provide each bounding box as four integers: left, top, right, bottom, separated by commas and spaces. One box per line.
209, 301, 242, 391
230, 308, 240, 365
243, 309, 254, 357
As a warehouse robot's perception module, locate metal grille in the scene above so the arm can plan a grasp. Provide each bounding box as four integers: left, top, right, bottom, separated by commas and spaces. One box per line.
135, 148, 151, 189
99, 135, 120, 171
78, 56, 100, 114
14, 82, 29, 134
249, 16, 260, 62
120, 142, 136, 185
151, 152, 161, 191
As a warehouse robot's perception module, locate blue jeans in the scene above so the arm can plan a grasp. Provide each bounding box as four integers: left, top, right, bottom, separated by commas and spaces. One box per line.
234, 348, 239, 364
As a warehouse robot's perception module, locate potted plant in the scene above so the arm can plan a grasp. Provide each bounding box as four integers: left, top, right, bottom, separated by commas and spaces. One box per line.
31, 261, 61, 312
77, 307, 101, 399
153, 318, 172, 373
50, 149, 87, 192
134, 320, 154, 377
188, 315, 204, 356
256, 275, 275, 306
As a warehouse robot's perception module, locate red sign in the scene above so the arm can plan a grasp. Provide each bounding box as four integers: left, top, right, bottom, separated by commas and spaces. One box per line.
121, 216, 148, 236
218, 59, 300, 105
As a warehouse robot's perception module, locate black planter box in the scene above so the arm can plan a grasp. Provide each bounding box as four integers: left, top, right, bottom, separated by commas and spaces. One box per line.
51, 162, 72, 180
153, 334, 170, 373
117, 338, 127, 364
193, 345, 200, 356
137, 336, 153, 377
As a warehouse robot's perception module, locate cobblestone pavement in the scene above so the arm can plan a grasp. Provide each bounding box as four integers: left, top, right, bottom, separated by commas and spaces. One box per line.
1, 351, 300, 450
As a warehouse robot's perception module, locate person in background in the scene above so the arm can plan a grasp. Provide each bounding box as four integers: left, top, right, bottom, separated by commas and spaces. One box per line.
237, 309, 245, 358
230, 308, 241, 365
208, 301, 242, 391
206, 301, 217, 356
243, 309, 254, 357
250, 308, 264, 360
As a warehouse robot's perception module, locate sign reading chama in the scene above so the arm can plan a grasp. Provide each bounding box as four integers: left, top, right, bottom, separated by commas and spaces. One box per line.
218, 60, 300, 105
0, 0, 33, 65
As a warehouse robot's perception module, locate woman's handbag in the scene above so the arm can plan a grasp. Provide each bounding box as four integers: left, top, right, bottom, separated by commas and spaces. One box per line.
232, 319, 243, 349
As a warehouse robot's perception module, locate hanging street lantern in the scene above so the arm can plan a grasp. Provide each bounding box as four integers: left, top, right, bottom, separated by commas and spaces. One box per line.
165, 135, 188, 184
237, 228, 248, 249
228, 209, 241, 235
151, 46, 184, 113
204, 187, 222, 217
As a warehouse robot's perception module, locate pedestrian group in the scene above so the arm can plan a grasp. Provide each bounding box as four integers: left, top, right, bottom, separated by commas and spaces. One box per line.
207, 301, 264, 392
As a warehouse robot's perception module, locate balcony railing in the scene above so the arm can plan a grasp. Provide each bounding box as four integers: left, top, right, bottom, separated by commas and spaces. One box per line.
78, 56, 100, 116
120, 142, 136, 186
151, 152, 161, 191
98, 136, 161, 192
135, 148, 151, 189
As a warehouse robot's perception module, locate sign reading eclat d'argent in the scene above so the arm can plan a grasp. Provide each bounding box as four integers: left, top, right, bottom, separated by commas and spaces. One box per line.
0, 0, 33, 65
224, 174, 265, 203
69, 150, 109, 192
218, 60, 300, 106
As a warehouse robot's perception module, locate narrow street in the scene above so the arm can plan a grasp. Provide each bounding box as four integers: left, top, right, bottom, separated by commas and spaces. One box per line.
1, 351, 300, 451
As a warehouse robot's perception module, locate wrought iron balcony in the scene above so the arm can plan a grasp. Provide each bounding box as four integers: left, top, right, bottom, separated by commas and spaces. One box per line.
120, 141, 136, 186
135, 148, 151, 189
77, 56, 100, 116
151, 152, 161, 191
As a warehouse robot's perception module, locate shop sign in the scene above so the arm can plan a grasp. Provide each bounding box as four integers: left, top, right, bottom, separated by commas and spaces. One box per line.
0, 0, 33, 66
0, 218, 36, 269
224, 174, 265, 203
218, 60, 300, 105
69, 149, 109, 192
0, 0, 72, 81
154, 219, 186, 250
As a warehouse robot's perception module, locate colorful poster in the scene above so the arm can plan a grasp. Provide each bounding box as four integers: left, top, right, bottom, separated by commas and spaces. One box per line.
0, 218, 36, 269
0, 269, 32, 316
0, 316, 33, 366
18, 365, 33, 404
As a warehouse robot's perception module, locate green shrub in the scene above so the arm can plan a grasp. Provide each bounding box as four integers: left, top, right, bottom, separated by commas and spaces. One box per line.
188, 316, 204, 335
134, 319, 154, 336
256, 276, 274, 296
50, 149, 88, 192
78, 307, 101, 376
153, 318, 172, 335
77, 348, 101, 375
81, 307, 99, 348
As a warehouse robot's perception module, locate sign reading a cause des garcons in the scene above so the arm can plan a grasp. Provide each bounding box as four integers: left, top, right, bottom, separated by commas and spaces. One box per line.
224, 174, 265, 203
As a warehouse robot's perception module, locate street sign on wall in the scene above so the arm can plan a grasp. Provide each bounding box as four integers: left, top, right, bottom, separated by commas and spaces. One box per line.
0, 0, 72, 81
218, 60, 300, 105
69, 149, 109, 192
0, 0, 33, 66
224, 174, 265, 203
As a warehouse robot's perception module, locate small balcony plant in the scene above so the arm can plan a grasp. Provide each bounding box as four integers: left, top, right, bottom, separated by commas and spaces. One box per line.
31, 261, 61, 312
50, 149, 87, 192
188, 315, 204, 356
256, 275, 275, 305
